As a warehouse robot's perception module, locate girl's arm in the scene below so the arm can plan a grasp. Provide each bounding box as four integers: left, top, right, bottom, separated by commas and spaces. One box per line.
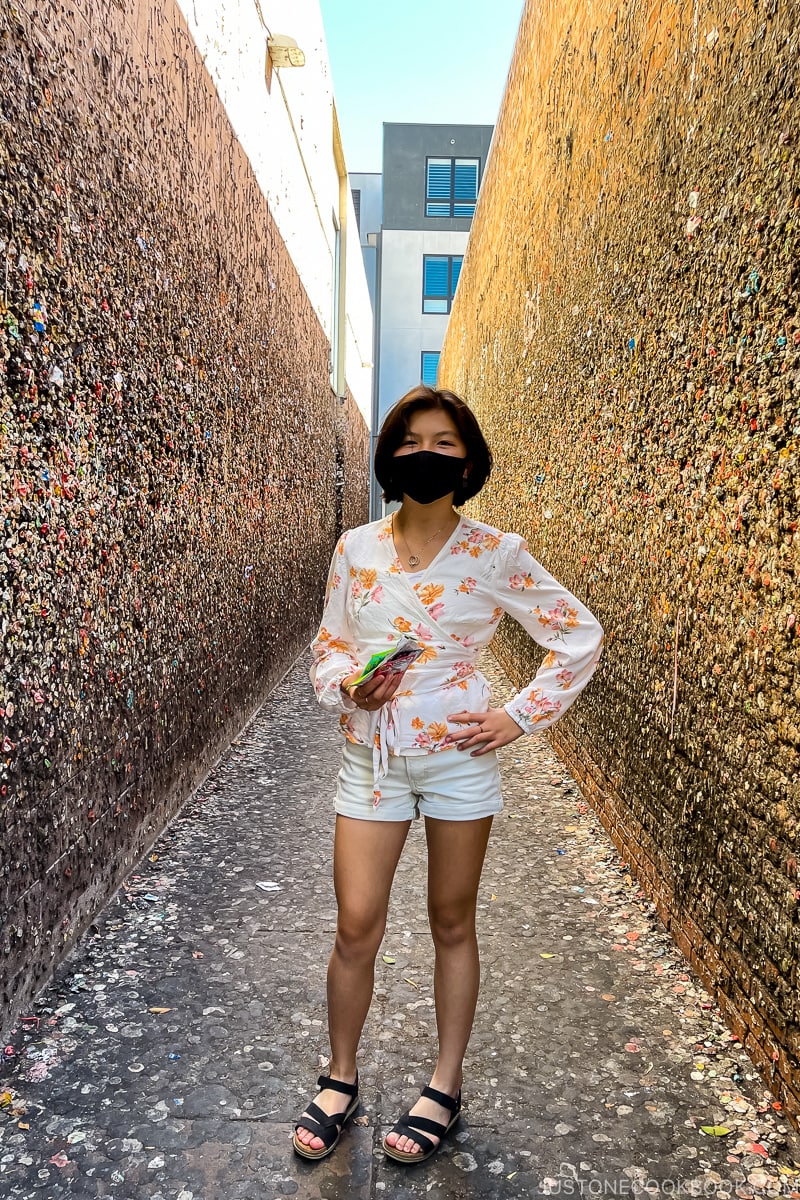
497, 534, 604, 734
309, 534, 360, 714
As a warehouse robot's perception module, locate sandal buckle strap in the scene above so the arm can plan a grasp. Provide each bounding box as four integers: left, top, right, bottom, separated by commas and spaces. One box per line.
317, 1072, 359, 1097
421, 1085, 461, 1112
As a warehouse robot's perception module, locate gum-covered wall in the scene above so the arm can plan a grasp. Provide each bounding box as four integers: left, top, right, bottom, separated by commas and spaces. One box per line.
440, 0, 799, 1120
0, 0, 369, 1029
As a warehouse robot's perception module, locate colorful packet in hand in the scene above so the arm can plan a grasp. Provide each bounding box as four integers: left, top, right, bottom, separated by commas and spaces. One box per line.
350, 638, 423, 686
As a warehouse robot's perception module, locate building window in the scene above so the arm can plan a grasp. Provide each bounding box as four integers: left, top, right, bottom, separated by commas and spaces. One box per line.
351, 188, 361, 233
421, 351, 440, 386
426, 158, 479, 218
422, 255, 463, 314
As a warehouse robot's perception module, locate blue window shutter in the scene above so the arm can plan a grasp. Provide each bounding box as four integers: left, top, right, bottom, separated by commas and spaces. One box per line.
421, 352, 440, 385
454, 160, 478, 200
424, 257, 449, 297
453, 202, 476, 218
451, 257, 463, 294
427, 159, 452, 200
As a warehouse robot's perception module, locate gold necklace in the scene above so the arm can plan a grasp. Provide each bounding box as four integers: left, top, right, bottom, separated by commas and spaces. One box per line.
393, 513, 455, 567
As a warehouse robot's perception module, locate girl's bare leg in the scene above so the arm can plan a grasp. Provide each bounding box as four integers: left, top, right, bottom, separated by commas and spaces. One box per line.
384, 814, 493, 1155
295, 814, 411, 1151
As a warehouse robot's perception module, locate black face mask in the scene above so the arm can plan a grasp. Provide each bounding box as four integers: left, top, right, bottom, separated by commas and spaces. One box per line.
390, 451, 467, 505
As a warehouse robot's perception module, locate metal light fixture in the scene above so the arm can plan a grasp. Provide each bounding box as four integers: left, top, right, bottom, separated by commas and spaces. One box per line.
267, 34, 306, 68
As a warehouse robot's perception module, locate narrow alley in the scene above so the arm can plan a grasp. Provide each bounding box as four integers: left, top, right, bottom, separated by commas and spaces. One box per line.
2, 655, 798, 1199
2, 0, 800, 1193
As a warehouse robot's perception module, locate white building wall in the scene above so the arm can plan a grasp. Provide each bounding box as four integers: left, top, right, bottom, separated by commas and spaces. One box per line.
174, 0, 373, 424
378, 229, 469, 424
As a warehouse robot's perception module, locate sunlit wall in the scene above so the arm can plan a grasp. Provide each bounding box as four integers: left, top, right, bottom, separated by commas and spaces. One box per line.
441, 0, 800, 1123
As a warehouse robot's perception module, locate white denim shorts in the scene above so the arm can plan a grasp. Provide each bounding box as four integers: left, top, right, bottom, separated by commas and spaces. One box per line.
335, 741, 504, 823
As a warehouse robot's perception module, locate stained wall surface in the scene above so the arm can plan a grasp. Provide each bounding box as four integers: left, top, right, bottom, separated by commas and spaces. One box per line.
440, 0, 800, 1120
0, 0, 369, 1030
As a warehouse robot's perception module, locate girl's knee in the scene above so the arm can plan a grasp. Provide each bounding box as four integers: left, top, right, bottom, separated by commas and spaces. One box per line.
334, 914, 385, 962
428, 907, 476, 948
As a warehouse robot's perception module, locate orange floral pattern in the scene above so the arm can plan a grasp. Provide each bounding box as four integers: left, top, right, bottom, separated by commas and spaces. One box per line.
413, 720, 451, 750
350, 565, 384, 611
309, 517, 604, 773
442, 661, 477, 691
451, 529, 502, 558
532, 599, 580, 641
418, 582, 445, 606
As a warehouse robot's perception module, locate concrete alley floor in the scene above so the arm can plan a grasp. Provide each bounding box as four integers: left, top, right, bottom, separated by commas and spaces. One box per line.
2, 653, 799, 1200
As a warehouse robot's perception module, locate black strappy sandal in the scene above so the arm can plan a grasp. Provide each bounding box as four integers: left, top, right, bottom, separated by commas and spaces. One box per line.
292, 1072, 360, 1161
382, 1084, 462, 1164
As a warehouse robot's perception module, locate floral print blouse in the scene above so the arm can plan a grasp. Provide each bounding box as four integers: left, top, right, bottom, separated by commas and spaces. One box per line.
310, 514, 604, 805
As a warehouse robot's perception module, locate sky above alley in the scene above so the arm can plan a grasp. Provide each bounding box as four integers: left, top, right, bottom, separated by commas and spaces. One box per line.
318, 0, 525, 173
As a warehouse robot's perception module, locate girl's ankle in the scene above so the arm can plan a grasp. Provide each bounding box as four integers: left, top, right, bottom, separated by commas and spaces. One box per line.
429, 1070, 462, 1097
327, 1062, 358, 1085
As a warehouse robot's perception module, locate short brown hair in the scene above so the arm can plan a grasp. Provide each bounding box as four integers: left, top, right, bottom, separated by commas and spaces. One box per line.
374, 386, 493, 505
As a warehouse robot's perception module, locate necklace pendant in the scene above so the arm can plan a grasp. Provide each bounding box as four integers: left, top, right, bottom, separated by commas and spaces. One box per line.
407, 554, 420, 567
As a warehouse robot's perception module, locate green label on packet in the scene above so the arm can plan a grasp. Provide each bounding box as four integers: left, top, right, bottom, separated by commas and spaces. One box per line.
350, 638, 423, 686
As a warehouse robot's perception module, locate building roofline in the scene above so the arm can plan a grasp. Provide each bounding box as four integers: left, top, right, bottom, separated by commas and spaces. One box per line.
382, 121, 494, 132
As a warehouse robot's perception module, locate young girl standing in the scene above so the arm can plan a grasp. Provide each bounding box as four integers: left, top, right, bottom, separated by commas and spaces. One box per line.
293, 386, 604, 1164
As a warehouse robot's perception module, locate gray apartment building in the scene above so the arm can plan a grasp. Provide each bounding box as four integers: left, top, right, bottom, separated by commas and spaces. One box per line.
354, 123, 494, 518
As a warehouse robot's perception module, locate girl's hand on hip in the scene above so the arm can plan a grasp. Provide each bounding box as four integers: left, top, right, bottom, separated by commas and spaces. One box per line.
444, 707, 524, 755
341, 668, 406, 711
